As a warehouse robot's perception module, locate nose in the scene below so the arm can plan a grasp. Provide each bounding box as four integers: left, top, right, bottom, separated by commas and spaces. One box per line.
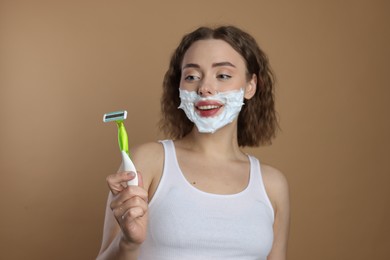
198, 87, 214, 96
197, 78, 217, 96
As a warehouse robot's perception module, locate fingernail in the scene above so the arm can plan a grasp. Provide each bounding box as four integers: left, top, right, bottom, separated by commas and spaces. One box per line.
127, 171, 135, 177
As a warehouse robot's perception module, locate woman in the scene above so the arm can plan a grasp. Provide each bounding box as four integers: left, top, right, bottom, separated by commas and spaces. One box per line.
97, 25, 290, 260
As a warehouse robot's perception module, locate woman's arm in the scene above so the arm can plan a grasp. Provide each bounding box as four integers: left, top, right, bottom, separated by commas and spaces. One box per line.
96, 172, 148, 260
97, 142, 163, 260
262, 165, 290, 260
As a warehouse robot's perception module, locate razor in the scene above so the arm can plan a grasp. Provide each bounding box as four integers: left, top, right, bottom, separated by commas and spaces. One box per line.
103, 110, 138, 186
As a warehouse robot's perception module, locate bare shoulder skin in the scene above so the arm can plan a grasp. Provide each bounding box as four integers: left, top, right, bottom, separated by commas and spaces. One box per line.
261, 164, 290, 260
129, 141, 165, 199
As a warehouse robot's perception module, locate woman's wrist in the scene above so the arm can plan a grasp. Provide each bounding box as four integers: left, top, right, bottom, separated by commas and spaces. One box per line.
119, 234, 140, 253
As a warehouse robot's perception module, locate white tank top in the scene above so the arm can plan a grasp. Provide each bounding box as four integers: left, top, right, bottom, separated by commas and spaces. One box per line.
138, 140, 274, 260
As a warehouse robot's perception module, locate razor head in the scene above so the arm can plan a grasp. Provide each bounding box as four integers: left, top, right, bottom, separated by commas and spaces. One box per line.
103, 110, 127, 123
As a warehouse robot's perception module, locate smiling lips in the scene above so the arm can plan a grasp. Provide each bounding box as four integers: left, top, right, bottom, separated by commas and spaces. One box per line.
195, 100, 223, 117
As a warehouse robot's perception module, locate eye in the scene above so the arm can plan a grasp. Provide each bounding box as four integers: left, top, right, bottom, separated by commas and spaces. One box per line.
217, 74, 232, 80
184, 75, 200, 81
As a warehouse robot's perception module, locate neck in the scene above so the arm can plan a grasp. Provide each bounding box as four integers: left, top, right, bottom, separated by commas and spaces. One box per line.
179, 121, 245, 160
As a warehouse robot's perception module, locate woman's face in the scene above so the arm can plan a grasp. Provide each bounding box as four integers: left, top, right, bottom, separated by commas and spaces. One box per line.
180, 39, 255, 97
177, 39, 257, 133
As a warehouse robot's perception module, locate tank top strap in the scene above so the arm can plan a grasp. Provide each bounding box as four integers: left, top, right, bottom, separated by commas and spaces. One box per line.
159, 139, 174, 162
159, 139, 180, 178
148, 140, 183, 207
246, 155, 275, 218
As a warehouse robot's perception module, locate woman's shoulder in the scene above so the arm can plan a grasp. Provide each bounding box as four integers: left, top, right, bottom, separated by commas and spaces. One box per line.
130, 140, 165, 167
260, 164, 288, 187
130, 141, 165, 190
131, 140, 164, 154
260, 163, 289, 212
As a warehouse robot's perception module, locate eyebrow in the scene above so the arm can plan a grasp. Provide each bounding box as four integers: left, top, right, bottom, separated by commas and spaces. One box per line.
212, 61, 236, 68
182, 61, 236, 69
182, 63, 200, 69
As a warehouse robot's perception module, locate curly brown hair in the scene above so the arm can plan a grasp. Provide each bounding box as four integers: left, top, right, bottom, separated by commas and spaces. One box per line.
159, 25, 278, 147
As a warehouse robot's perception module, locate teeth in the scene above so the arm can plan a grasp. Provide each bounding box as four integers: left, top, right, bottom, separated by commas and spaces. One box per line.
197, 105, 220, 110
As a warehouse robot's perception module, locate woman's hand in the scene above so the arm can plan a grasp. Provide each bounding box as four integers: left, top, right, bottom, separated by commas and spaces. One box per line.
106, 171, 149, 246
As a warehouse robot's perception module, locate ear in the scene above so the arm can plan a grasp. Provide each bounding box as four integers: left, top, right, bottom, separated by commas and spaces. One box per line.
244, 74, 257, 99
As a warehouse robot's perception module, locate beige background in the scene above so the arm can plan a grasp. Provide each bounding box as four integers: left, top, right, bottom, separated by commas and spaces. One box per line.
1, 0, 389, 259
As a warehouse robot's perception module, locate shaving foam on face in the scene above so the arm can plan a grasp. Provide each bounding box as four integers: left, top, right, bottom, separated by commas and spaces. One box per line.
178, 88, 245, 133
